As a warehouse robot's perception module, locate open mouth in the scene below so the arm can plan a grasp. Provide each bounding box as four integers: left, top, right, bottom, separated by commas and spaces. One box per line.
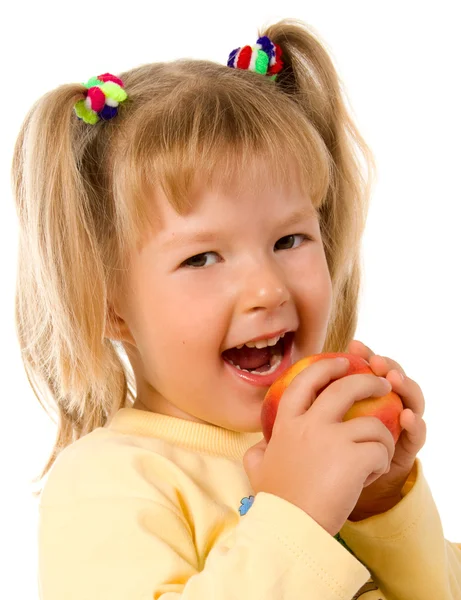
221, 331, 295, 387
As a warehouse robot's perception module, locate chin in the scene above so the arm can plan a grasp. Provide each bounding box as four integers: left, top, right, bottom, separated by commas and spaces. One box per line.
218, 405, 263, 433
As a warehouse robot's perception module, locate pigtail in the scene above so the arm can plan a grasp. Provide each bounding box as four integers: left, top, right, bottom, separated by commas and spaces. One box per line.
261, 19, 377, 351
11, 84, 133, 493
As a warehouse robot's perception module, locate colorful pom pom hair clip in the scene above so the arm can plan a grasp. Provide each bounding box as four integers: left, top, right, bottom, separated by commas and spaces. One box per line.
227, 35, 283, 79
74, 73, 128, 125
74, 35, 283, 125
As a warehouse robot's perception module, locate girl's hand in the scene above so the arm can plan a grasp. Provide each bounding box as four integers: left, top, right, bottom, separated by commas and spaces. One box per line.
345, 340, 427, 521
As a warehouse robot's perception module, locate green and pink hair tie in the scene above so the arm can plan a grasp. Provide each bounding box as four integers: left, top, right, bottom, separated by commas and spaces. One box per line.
74, 73, 128, 124
74, 36, 283, 125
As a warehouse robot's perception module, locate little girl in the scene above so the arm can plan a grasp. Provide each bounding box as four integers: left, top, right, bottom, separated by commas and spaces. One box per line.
12, 18, 461, 600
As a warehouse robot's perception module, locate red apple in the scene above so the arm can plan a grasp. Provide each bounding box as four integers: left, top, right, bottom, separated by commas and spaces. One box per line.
261, 352, 403, 444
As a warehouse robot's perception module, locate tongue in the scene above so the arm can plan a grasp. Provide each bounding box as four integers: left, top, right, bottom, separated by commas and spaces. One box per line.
222, 345, 271, 370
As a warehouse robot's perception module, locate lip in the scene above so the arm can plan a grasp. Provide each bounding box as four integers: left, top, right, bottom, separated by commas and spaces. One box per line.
223, 331, 295, 387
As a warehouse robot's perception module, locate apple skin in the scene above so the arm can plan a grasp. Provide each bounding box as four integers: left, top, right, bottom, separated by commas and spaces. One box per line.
261, 352, 403, 444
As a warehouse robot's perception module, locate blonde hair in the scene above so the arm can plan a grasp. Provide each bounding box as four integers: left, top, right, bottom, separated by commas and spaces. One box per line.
11, 18, 375, 492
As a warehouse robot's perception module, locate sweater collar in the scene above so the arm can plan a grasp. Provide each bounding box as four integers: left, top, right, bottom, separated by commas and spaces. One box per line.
107, 407, 264, 461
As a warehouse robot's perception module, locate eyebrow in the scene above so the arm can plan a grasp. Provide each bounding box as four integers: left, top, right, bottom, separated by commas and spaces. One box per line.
160, 207, 318, 249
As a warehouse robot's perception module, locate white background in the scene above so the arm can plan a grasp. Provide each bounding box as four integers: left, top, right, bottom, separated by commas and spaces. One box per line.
1, 1, 460, 598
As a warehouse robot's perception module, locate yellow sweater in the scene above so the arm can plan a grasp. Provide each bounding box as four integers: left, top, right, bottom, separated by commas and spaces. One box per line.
38, 407, 461, 599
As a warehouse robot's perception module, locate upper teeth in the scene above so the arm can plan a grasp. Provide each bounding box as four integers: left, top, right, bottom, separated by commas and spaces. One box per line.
236, 332, 286, 350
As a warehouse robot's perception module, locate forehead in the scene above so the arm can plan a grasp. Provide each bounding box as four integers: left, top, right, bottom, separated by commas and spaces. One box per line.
150, 157, 317, 230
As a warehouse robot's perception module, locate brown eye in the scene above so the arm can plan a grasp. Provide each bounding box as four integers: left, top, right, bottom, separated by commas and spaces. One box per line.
275, 234, 308, 250
182, 252, 220, 268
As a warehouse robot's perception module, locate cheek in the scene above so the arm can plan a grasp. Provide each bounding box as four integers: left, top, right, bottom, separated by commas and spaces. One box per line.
145, 280, 229, 354
295, 262, 333, 319
295, 249, 332, 293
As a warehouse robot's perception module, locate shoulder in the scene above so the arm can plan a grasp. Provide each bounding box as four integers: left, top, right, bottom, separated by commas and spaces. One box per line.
39, 427, 188, 508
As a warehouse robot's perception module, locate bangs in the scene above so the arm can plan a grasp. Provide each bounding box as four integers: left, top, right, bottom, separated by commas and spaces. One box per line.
111, 70, 333, 252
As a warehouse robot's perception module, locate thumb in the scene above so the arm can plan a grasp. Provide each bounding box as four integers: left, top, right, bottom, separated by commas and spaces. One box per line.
243, 437, 268, 487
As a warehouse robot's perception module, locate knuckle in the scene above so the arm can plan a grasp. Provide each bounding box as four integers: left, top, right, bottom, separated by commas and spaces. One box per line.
370, 372, 388, 385
372, 417, 394, 442
364, 415, 385, 429
413, 380, 423, 395
359, 416, 394, 446
382, 443, 390, 460
376, 443, 388, 464
386, 357, 406, 374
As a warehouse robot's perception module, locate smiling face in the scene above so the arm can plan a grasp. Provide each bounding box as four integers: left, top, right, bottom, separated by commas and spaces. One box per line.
108, 162, 333, 433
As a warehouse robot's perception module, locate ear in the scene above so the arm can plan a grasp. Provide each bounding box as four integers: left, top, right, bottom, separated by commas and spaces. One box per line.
104, 302, 136, 346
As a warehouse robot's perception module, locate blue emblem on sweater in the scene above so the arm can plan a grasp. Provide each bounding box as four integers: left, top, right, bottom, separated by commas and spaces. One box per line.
239, 495, 255, 516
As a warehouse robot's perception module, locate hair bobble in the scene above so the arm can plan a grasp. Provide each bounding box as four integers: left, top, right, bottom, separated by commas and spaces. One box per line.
74, 73, 128, 125
227, 35, 283, 80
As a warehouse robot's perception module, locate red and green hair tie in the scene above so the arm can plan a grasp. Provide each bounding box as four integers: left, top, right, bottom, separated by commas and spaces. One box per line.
227, 35, 284, 80
74, 73, 128, 125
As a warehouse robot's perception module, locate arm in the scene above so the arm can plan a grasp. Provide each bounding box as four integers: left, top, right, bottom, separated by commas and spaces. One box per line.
38, 491, 372, 600
340, 458, 461, 599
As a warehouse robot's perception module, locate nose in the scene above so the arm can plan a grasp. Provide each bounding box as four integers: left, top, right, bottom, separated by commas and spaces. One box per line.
238, 257, 291, 314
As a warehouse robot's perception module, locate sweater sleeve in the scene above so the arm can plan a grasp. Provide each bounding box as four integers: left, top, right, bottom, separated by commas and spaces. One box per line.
38, 488, 372, 600
340, 458, 461, 599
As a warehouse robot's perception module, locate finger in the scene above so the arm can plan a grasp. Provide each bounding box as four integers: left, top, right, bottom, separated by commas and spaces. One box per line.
386, 369, 425, 417
369, 355, 407, 377
275, 357, 350, 421
308, 373, 392, 425
347, 340, 375, 361
340, 415, 396, 465
398, 410, 427, 453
